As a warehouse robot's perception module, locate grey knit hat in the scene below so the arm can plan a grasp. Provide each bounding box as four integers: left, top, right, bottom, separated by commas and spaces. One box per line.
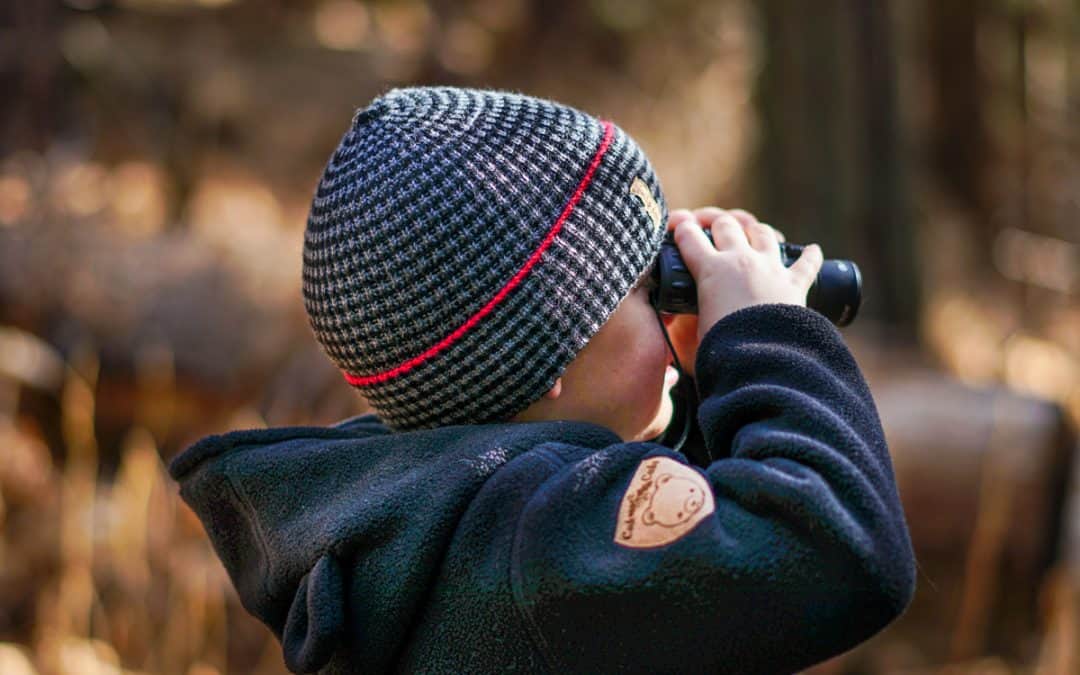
302, 87, 668, 430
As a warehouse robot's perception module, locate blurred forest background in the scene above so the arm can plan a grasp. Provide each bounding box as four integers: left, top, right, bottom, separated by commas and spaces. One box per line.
1, 0, 1079, 673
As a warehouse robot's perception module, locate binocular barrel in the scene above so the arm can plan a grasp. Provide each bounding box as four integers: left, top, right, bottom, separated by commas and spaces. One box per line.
649, 230, 862, 327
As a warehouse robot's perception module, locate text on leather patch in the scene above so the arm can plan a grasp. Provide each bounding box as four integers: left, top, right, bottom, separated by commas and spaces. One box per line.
615, 456, 715, 549
629, 177, 662, 231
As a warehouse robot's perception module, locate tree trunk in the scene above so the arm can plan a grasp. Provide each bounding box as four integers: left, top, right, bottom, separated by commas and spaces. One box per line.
926, 0, 993, 243
0, 0, 60, 153
753, 0, 917, 329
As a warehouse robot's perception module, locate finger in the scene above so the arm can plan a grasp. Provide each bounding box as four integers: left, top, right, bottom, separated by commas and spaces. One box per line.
728, 209, 781, 253
690, 207, 729, 229
706, 211, 749, 252
743, 220, 780, 254
727, 209, 760, 230
788, 244, 824, 287
667, 208, 696, 231
727, 209, 765, 250
760, 223, 786, 243
673, 219, 716, 280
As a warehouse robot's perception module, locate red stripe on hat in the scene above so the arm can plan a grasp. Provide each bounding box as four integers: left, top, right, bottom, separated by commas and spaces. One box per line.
342, 120, 616, 387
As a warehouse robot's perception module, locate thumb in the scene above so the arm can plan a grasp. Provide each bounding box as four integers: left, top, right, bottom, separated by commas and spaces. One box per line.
788, 243, 824, 289
673, 220, 715, 281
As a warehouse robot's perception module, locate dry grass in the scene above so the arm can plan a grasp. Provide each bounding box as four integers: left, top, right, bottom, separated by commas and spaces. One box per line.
0, 331, 287, 675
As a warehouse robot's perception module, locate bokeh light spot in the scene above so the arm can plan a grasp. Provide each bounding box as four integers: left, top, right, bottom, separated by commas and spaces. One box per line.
0, 175, 31, 227
313, 0, 371, 51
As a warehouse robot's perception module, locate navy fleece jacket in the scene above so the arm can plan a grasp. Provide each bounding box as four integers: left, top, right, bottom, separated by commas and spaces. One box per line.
169, 304, 916, 674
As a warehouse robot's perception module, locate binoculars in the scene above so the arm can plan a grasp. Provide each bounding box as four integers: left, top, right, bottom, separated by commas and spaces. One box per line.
649, 230, 862, 327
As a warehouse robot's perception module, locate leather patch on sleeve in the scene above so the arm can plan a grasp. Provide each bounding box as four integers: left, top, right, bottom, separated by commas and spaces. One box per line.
614, 456, 715, 549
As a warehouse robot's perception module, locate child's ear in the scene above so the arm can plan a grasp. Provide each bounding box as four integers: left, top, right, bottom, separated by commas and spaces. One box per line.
542, 378, 563, 400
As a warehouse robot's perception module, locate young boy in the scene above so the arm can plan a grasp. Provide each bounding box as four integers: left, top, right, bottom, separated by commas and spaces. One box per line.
170, 87, 915, 674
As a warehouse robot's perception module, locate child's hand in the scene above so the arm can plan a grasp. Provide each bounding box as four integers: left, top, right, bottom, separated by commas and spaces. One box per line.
673, 207, 823, 345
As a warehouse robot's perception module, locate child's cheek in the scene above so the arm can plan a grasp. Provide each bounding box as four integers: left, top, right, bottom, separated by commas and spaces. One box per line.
632, 336, 668, 400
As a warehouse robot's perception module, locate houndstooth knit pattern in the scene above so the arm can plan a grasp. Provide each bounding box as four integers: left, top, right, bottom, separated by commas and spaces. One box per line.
302, 87, 667, 430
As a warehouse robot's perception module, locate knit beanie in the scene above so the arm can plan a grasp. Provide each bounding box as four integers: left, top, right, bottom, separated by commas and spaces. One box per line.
302, 87, 668, 430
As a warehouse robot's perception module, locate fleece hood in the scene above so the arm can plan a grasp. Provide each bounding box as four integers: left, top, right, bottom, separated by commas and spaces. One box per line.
168, 414, 619, 673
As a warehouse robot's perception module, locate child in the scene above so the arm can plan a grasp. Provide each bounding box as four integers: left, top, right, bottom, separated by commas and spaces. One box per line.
170, 87, 915, 674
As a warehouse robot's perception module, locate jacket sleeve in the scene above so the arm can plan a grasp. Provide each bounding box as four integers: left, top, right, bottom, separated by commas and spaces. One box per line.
509, 304, 916, 675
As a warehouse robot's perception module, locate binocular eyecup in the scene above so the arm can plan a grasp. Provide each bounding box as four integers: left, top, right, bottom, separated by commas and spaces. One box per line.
649, 230, 862, 327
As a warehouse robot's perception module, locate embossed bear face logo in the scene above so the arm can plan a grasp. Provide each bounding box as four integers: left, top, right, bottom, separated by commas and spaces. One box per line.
616, 456, 715, 548
642, 473, 704, 527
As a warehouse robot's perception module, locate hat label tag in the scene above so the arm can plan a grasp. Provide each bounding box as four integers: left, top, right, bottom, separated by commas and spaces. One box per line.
614, 455, 715, 549
629, 177, 662, 231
